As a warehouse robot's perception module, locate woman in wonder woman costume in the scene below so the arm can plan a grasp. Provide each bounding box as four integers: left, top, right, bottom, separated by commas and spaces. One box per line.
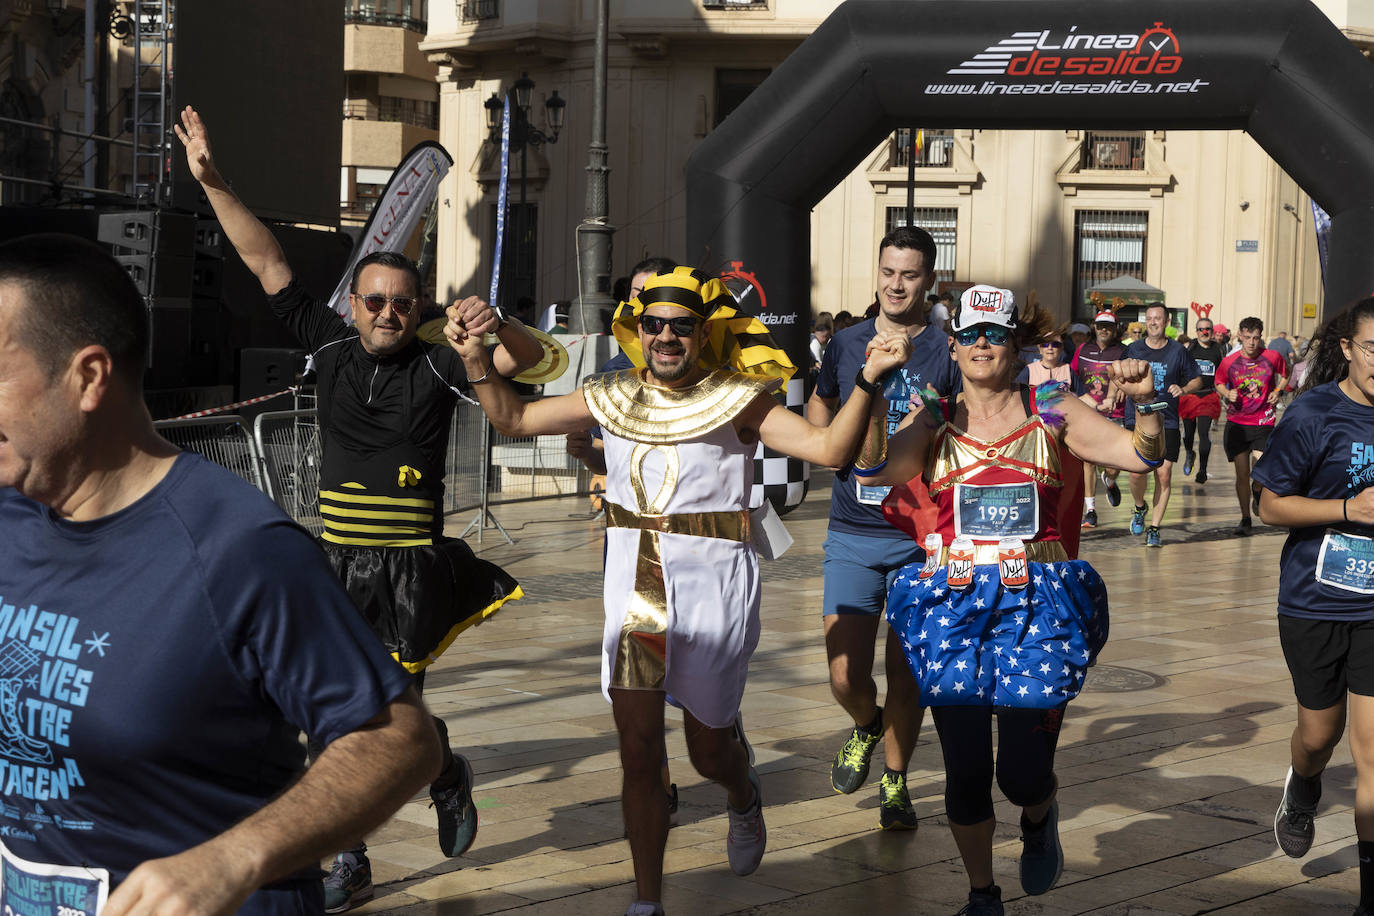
852, 285, 1162, 916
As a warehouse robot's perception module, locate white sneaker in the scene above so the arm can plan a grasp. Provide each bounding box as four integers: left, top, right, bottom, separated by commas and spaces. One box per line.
624, 902, 665, 916
727, 767, 766, 876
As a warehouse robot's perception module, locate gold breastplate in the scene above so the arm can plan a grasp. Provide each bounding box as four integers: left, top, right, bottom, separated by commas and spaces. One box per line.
927, 417, 1063, 495
583, 368, 780, 444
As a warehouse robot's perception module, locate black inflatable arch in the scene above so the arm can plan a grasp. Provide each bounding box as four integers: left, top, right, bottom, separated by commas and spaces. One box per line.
687, 0, 1374, 367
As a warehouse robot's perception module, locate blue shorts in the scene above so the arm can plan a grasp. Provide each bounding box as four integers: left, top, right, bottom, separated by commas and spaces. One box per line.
822, 530, 924, 617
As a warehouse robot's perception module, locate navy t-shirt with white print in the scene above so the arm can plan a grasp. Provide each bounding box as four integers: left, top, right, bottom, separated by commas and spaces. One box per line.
1251, 382, 1374, 620
0, 453, 413, 914
814, 318, 959, 538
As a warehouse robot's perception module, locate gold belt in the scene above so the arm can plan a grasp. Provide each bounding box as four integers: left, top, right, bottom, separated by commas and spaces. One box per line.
605, 502, 751, 542
935, 540, 1067, 565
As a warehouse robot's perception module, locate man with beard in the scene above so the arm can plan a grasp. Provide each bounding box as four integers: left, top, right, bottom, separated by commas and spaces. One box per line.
177, 105, 541, 910
807, 226, 959, 830
448, 267, 912, 916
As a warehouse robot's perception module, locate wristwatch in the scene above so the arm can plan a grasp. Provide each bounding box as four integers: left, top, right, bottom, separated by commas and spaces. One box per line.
855, 367, 885, 395
1133, 400, 1170, 414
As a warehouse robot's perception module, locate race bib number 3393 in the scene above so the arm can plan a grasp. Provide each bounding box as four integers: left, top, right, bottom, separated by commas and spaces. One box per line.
954, 482, 1037, 539
1317, 529, 1374, 595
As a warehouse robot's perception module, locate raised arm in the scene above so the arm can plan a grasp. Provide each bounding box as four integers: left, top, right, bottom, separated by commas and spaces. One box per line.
1061, 358, 1164, 472
446, 299, 594, 436
754, 330, 910, 467
174, 106, 292, 296
489, 315, 544, 377
103, 689, 438, 916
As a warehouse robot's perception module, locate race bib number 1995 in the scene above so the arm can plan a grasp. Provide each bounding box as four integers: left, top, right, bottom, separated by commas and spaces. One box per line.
954, 482, 1037, 539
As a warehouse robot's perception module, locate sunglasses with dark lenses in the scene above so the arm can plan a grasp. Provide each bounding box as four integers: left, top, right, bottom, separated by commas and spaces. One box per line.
1197, 326, 1213, 334
357, 293, 416, 316
639, 314, 701, 336
954, 324, 1012, 347
1040, 340, 1064, 348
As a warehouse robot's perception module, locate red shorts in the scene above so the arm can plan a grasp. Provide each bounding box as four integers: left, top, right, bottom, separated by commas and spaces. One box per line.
1179, 391, 1221, 420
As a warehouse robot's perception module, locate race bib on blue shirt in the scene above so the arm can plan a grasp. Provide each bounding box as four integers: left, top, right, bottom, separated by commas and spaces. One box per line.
1317, 529, 1374, 595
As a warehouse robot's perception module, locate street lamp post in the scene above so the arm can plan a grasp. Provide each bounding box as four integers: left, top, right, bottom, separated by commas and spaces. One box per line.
485, 74, 565, 312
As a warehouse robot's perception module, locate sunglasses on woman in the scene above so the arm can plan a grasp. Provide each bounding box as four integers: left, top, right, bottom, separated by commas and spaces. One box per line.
953, 324, 1012, 347
1040, 340, 1064, 349
355, 293, 416, 316
639, 314, 702, 336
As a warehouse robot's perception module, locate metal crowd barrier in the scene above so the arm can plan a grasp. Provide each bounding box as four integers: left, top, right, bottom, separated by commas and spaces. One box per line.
159, 398, 593, 542
153, 415, 266, 493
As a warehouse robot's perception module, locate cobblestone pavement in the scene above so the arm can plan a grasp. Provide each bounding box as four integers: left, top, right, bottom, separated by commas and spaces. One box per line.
346, 444, 1359, 916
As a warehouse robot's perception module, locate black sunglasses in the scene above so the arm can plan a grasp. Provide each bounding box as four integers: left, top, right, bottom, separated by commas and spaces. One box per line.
1040, 340, 1064, 348
356, 293, 416, 316
639, 314, 701, 336
954, 324, 1012, 347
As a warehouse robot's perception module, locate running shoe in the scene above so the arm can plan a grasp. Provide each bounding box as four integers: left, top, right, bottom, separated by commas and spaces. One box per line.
1145, 526, 1162, 548
831, 713, 882, 794
323, 854, 373, 913
1081, 509, 1098, 529
1196, 469, 1209, 485
1019, 800, 1064, 895
955, 885, 1004, 916
1182, 449, 1195, 476
1234, 517, 1253, 537
726, 767, 766, 875
431, 753, 478, 857
1129, 505, 1147, 536
625, 902, 666, 916
1274, 766, 1319, 858
1102, 472, 1122, 508
878, 770, 918, 831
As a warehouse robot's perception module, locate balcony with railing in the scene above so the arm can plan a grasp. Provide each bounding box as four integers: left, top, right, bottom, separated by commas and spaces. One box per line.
343, 97, 438, 130
344, 2, 426, 32
892, 129, 955, 168
459, 0, 498, 22
1081, 132, 1146, 171
703, 0, 768, 8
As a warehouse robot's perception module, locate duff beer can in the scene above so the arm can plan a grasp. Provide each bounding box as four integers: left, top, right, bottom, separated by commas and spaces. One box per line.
947, 536, 975, 589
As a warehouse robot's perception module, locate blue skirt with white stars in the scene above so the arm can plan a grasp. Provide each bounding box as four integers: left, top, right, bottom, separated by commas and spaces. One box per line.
886, 559, 1109, 708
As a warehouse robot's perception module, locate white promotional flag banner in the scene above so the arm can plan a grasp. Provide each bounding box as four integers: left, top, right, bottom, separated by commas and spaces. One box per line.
326, 141, 454, 318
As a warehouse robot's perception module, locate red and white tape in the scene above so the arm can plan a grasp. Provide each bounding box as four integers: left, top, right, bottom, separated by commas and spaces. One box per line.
161, 387, 298, 421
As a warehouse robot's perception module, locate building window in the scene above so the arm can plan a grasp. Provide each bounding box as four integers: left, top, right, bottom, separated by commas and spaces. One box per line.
1081, 131, 1145, 171
1073, 210, 1148, 319
344, 0, 427, 30
714, 69, 769, 127
891, 129, 954, 168
459, 0, 499, 22
886, 207, 957, 286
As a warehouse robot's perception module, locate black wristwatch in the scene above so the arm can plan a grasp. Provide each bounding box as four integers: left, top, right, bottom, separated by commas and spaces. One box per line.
855, 367, 885, 395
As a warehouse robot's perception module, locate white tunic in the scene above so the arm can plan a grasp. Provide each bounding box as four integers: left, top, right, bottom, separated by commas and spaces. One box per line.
600, 421, 760, 728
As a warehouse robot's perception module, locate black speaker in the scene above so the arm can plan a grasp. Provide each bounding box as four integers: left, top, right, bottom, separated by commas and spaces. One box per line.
98, 210, 195, 257
146, 299, 193, 389
239, 347, 308, 399
117, 253, 193, 298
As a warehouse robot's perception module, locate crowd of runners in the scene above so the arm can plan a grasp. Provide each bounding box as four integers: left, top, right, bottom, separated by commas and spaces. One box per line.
0, 105, 1369, 916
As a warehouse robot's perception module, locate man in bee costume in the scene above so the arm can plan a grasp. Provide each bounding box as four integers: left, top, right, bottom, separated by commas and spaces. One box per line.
445, 267, 912, 916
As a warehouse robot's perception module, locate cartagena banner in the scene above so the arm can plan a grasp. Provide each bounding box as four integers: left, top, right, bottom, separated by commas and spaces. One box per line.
326, 141, 454, 318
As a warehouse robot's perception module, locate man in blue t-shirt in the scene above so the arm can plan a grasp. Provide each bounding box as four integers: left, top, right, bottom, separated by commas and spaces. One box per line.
807, 226, 959, 829
1123, 304, 1201, 547
0, 234, 439, 916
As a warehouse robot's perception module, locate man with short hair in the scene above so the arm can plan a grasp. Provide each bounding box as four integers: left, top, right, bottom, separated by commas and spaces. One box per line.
1216, 317, 1287, 534
0, 233, 440, 915
808, 226, 959, 830
177, 105, 540, 910
450, 267, 913, 916
1125, 304, 1202, 547
1180, 318, 1226, 484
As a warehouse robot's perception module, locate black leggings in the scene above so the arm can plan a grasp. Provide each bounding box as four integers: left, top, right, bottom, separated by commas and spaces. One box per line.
1181, 415, 1213, 471
932, 704, 1066, 825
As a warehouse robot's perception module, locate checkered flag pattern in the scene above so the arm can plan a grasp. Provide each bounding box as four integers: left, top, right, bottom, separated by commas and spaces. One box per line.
750, 376, 809, 513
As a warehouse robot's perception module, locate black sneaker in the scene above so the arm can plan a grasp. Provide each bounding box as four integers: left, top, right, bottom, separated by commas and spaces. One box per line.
1019, 800, 1064, 895
1274, 766, 1319, 858
1234, 517, 1254, 537
323, 854, 372, 913
1196, 468, 1209, 484
1103, 473, 1122, 508
1081, 509, 1098, 529
831, 710, 881, 794
431, 753, 478, 857
955, 885, 1004, 916
878, 770, 918, 831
